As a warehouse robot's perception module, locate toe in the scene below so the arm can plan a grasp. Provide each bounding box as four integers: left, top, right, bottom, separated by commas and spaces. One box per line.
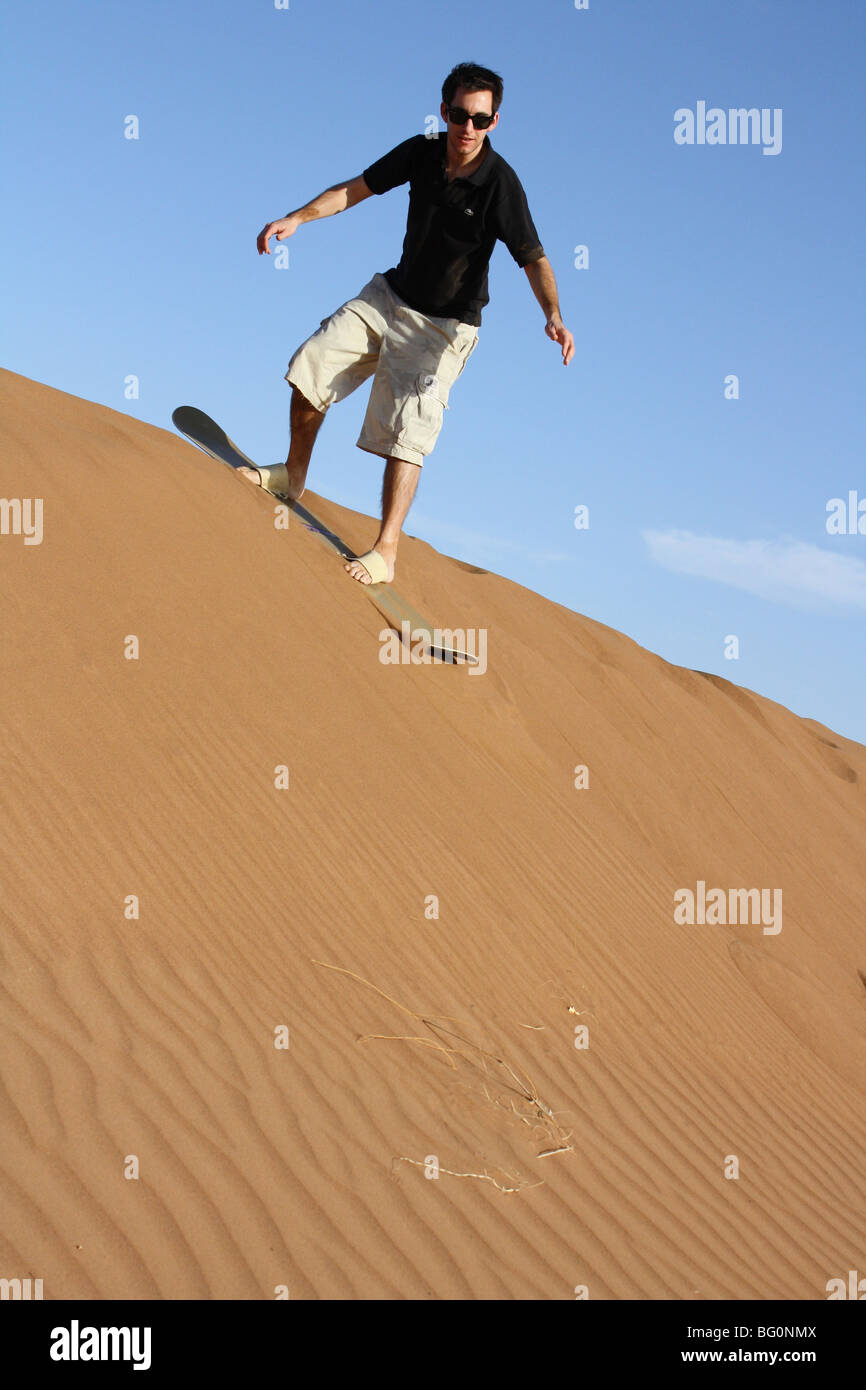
344, 560, 371, 585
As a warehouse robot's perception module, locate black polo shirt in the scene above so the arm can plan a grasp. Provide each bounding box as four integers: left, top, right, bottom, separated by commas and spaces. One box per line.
362, 132, 545, 326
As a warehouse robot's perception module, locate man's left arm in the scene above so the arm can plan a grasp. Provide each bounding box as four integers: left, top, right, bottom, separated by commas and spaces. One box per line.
524, 255, 575, 365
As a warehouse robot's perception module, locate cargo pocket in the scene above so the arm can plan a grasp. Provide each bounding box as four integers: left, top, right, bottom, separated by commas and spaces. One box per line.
396, 371, 449, 455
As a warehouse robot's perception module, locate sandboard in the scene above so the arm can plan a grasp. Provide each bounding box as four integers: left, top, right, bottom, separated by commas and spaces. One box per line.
171, 406, 478, 665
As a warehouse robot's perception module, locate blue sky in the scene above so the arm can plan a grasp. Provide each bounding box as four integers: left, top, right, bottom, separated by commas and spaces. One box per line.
3, 0, 864, 743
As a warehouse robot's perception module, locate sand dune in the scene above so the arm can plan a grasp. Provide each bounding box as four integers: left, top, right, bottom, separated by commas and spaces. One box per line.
1, 366, 864, 1299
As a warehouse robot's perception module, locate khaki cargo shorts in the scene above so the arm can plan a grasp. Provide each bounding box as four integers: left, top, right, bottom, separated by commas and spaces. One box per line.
285, 271, 479, 465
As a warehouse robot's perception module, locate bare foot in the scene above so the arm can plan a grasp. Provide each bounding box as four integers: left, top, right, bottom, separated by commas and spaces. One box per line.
344, 546, 396, 585
237, 462, 306, 501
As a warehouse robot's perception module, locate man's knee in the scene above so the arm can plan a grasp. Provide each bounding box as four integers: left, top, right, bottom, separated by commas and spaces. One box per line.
291, 384, 325, 418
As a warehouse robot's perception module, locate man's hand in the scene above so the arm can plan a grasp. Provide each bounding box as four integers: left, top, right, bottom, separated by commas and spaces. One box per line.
545, 314, 575, 366
257, 215, 300, 256
523, 259, 574, 364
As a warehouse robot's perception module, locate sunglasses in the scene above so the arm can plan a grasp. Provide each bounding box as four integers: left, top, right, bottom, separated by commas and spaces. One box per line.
446, 105, 495, 130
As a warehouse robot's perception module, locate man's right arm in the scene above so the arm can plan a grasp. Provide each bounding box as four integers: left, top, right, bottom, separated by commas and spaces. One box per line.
292, 173, 375, 221
257, 175, 374, 255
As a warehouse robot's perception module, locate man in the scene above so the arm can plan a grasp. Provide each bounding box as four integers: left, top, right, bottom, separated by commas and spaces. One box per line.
253, 61, 574, 585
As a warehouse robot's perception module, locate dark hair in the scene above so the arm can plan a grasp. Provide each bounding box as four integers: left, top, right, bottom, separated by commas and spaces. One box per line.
441, 62, 503, 116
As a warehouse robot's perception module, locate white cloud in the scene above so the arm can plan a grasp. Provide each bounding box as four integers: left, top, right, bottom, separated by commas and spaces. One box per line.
643, 530, 866, 610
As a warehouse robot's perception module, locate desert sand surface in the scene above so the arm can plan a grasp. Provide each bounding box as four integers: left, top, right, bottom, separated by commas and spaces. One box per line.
1, 365, 864, 1300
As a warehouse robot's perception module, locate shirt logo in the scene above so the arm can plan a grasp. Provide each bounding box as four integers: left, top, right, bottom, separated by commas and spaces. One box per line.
464, 208, 474, 216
